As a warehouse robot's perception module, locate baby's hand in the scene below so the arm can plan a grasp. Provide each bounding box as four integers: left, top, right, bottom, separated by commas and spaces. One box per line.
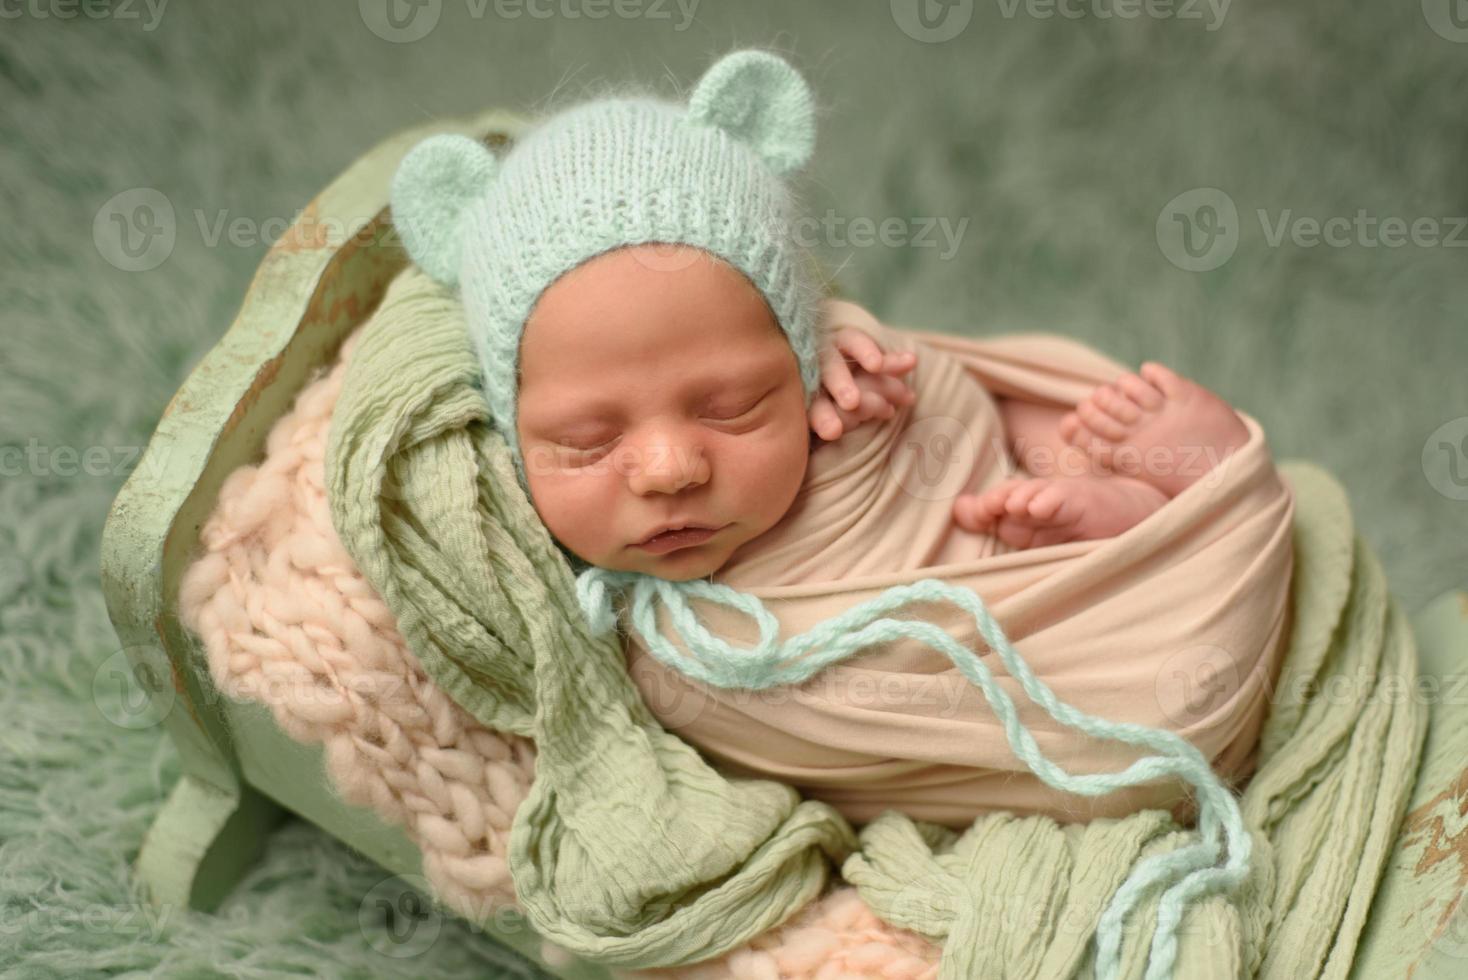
808, 325, 918, 442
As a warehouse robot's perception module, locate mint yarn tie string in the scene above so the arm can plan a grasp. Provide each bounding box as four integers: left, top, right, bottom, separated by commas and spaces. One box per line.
575, 567, 1252, 980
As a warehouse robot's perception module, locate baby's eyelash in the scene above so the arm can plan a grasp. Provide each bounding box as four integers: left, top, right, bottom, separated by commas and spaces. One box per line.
704, 394, 767, 420
551, 396, 767, 455
559, 435, 614, 452
705, 405, 753, 421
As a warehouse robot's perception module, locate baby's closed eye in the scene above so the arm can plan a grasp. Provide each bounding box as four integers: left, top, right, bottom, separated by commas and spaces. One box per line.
547, 392, 774, 455
557, 433, 616, 452
703, 392, 767, 420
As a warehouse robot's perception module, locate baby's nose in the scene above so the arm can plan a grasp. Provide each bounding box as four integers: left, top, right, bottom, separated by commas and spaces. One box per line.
624, 438, 710, 495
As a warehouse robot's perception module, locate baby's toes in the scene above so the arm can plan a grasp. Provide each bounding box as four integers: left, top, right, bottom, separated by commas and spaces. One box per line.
1003, 479, 1049, 518
955, 480, 1022, 529
1024, 482, 1067, 521
1060, 412, 1115, 461
1116, 371, 1165, 411
1068, 419, 1121, 472
1076, 398, 1129, 442
979, 478, 1026, 515
992, 517, 1038, 551
1139, 361, 1185, 399
1062, 413, 1112, 460
952, 494, 989, 530
1092, 384, 1141, 424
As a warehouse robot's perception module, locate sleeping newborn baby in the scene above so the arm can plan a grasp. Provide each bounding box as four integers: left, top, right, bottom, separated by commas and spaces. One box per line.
390, 47, 1295, 827
509, 241, 1290, 829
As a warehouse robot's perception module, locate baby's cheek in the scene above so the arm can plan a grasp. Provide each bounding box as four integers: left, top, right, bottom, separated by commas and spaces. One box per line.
526, 463, 619, 547
727, 423, 808, 507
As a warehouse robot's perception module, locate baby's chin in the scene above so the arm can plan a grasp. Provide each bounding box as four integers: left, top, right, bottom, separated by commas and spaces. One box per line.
641, 550, 729, 580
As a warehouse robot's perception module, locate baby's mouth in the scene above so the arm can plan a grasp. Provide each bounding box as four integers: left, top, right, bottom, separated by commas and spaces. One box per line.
633, 524, 724, 553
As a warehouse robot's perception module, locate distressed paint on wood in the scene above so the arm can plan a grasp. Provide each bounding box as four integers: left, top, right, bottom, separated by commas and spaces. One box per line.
1351, 589, 1468, 978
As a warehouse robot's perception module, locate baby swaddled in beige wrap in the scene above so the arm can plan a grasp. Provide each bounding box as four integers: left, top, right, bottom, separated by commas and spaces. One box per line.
624, 307, 1296, 830
380, 43, 1294, 839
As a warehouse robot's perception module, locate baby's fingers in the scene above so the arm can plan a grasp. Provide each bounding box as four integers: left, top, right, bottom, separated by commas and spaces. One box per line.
808, 394, 846, 441
831, 325, 887, 374
818, 341, 861, 412
953, 495, 993, 531
855, 388, 897, 421
871, 372, 916, 408
848, 370, 915, 416
880, 349, 918, 377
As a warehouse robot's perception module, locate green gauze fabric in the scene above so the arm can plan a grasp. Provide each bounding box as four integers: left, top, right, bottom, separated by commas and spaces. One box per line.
325, 264, 1429, 978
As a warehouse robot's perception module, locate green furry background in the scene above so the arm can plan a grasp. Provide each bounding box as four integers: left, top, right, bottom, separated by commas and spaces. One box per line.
2, 1, 1465, 976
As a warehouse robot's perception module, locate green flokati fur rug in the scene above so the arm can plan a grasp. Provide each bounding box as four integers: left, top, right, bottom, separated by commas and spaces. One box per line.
2, 3, 1465, 978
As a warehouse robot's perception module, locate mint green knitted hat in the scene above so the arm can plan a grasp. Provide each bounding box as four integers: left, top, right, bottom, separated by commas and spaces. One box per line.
389, 49, 826, 491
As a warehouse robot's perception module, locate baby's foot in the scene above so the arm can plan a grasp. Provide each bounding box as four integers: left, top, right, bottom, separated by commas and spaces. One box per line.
1058, 362, 1250, 499
953, 475, 1168, 550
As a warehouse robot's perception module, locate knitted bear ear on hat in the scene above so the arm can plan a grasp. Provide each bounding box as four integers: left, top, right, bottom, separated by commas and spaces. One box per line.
687, 49, 815, 177
389, 133, 498, 288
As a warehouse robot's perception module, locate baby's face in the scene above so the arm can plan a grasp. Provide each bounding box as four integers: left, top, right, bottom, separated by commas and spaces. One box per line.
516, 244, 811, 580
